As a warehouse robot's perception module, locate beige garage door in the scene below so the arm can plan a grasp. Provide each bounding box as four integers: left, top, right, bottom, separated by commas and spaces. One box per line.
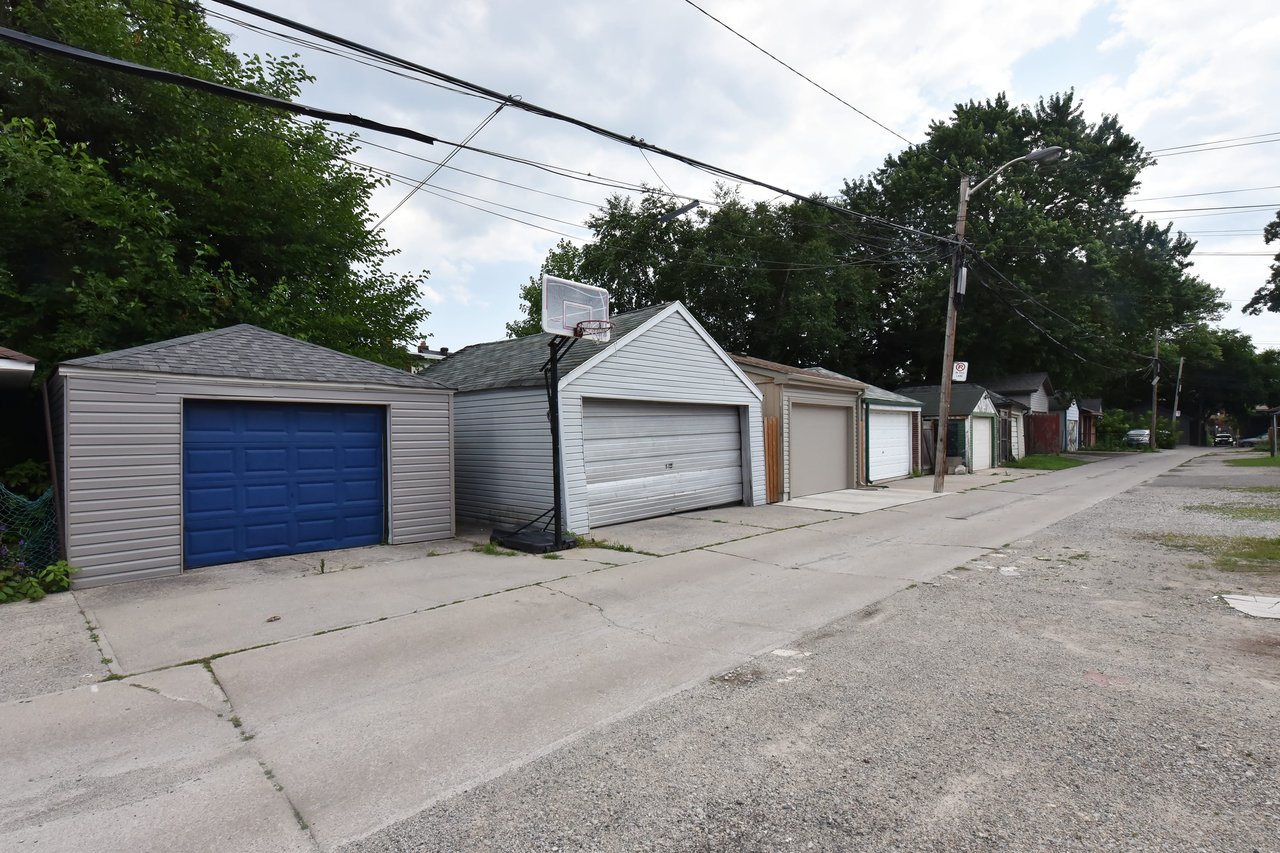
789, 403, 851, 498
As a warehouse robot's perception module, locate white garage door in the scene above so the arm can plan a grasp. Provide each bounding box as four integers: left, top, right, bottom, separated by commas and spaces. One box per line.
790, 404, 851, 498
971, 417, 994, 471
583, 400, 743, 527
868, 409, 912, 482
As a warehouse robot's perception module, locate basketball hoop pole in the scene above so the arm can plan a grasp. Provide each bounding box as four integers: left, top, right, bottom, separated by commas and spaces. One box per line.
547, 336, 567, 550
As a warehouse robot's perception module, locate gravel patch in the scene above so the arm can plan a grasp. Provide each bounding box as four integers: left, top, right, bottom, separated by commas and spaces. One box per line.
344, 454, 1280, 853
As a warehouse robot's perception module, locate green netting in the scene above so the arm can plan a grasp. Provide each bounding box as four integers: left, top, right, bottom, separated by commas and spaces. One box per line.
0, 485, 59, 574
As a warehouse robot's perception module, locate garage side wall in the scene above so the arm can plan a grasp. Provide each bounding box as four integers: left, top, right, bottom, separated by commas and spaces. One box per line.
560, 310, 765, 533
61, 371, 453, 588
451, 387, 553, 529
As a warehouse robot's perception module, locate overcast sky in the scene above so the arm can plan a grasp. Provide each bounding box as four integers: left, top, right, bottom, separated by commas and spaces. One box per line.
207, 0, 1280, 362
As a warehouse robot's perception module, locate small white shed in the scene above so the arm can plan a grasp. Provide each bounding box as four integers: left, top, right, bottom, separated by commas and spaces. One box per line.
898, 384, 1000, 474
428, 302, 766, 533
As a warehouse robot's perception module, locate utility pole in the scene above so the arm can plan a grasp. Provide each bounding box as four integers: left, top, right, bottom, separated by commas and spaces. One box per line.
933, 176, 969, 493
1170, 356, 1185, 447
1150, 338, 1160, 449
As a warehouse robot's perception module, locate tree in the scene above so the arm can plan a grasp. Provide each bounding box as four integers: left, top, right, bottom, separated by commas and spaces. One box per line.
514, 92, 1225, 400
0, 0, 427, 368
1243, 208, 1280, 315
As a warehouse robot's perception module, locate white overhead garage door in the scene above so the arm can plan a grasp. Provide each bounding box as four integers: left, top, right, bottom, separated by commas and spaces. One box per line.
789, 404, 851, 498
583, 400, 743, 527
971, 417, 994, 471
868, 409, 912, 482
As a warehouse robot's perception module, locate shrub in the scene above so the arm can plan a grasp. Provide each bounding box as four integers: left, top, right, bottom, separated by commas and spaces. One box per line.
0, 526, 77, 603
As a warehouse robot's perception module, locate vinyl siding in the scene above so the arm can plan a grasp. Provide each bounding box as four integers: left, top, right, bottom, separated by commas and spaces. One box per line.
451, 387, 554, 529
561, 308, 765, 533
1029, 388, 1049, 412
61, 371, 452, 587
781, 387, 858, 500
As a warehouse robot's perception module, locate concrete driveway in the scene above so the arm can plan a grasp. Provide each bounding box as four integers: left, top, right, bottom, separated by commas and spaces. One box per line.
0, 448, 1202, 851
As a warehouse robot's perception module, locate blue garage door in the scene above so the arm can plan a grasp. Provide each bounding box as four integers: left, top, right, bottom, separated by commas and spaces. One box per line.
183, 401, 385, 568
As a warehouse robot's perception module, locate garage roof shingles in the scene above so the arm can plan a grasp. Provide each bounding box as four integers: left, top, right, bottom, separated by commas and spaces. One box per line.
65, 324, 448, 390
425, 303, 670, 392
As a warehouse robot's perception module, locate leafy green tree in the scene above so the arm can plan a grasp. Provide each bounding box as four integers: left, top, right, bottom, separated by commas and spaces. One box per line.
0, 0, 427, 368
1244, 208, 1280, 314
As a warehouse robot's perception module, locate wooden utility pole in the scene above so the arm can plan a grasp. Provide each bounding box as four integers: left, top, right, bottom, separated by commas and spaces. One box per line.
933, 176, 970, 493
1170, 356, 1185, 447
1149, 338, 1160, 449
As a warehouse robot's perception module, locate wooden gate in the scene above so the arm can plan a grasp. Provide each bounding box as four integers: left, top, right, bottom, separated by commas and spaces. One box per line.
1026, 412, 1061, 455
764, 415, 781, 503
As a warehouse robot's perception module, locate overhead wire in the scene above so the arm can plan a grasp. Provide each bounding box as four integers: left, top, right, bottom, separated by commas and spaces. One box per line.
1131, 184, 1280, 202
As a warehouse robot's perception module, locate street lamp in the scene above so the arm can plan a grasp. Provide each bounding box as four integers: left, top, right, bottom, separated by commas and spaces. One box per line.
933, 146, 1063, 493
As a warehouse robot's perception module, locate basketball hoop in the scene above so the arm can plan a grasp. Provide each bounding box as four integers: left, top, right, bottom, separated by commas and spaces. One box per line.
573, 319, 613, 342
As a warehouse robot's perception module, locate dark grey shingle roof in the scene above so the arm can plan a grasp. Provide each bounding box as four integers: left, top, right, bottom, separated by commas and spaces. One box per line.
862, 382, 923, 407
425, 303, 671, 392
0, 346, 37, 364
732, 356, 866, 391
64, 325, 448, 390
896, 384, 993, 418
983, 372, 1052, 396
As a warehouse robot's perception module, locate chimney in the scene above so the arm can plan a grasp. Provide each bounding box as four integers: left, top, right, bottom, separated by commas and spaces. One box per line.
439, 347, 449, 356
417, 340, 428, 353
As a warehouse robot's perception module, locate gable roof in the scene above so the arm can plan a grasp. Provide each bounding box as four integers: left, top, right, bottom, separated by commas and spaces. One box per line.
988, 391, 1029, 411
896, 384, 994, 418
732, 356, 867, 392
63, 325, 448, 390
0, 346, 37, 364
984, 372, 1053, 396
425, 303, 671, 392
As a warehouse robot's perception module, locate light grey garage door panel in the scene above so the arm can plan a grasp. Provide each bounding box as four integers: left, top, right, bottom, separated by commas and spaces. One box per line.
584, 400, 742, 527
789, 404, 850, 498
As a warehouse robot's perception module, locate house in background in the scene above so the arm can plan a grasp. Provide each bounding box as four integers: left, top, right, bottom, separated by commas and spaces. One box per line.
732, 355, 866, 502
1077, 398, 1102, 448
408, 340, 451, 374
898, 384, 1000, 474
985, 372, 1054, 413
427, 302, 766, 534
49, 325, 455, 587
987, 372, 1064, 454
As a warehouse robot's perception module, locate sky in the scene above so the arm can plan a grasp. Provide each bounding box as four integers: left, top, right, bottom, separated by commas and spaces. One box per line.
205, 0, 1280, 359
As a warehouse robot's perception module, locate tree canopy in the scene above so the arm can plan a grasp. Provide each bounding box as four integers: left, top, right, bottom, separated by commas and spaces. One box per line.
0, 0, 427, 368
513, 92, 1249, 413
1244, 208, 1280, 315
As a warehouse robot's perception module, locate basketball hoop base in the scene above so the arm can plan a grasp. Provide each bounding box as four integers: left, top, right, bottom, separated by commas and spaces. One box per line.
490, 528, 578, 555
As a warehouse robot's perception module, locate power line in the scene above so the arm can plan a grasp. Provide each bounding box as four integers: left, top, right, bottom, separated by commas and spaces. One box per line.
1134, 203, 1280, 214
1150, 137, 1280, 158
203, 0, 952, 245
1148, 131, 1280, 154
1132, 184, 1280, 202
678, 0, 950, 171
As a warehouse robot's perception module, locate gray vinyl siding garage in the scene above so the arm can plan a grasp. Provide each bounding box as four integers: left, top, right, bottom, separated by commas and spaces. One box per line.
429, 302, 765, 535
50, 325, 454, 588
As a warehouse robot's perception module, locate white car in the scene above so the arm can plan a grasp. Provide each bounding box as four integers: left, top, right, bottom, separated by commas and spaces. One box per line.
1123, 429, 1151, 447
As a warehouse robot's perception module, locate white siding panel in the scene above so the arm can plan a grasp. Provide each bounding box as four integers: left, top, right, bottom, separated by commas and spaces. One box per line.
63, 372, 452, 587
1030, 388, 1049, 413
452, 388, 555, 530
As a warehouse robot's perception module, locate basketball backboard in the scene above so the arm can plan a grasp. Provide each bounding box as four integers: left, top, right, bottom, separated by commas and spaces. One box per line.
541, 275, 611, 342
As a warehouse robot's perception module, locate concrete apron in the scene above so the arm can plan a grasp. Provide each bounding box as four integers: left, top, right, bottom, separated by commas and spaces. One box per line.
2, 448, 1202, 852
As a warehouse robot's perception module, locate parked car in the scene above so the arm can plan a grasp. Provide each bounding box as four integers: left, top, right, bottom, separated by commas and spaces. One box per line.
1213, 432, 1235, 447
1123, 428, 1151, 447
1238, 433, 1270, 448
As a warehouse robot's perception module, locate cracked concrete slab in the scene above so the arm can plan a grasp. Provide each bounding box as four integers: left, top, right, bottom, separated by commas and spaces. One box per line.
0, 675, 313, 853
590, 514, 767, 555
677, 503, 842, 529
209, 587, 732, 850
0, 592, 106, 703
77, 550, 617, 673
783, 488, 945, 514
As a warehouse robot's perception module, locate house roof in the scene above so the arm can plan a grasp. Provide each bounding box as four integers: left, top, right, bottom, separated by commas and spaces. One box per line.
0, 346, 37, 364
861, 381, 925, 407
1078, 397, 1103, 414
63, 324, 448, 390
732, 356, 867, 392
896, 384, 993, 418
983, 372, 1053, 396
988, 391, 1029, 411
424, 303, 671, 392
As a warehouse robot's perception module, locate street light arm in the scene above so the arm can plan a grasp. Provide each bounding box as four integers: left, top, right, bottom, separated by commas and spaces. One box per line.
967, 155, 1029, 198
966, 146, 1064, 198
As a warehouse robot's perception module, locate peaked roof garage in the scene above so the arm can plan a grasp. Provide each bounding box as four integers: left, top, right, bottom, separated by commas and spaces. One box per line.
49, 325, 454, 587
426, 302, 765, 534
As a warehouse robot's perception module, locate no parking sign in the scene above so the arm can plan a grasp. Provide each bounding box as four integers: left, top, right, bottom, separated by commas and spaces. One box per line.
951, 361, 969, 382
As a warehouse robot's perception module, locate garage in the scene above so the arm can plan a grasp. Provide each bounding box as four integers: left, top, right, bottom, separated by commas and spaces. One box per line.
182, 401, 386, 568
430, 302, 765, 535
868, 409, 912, 481
789, 404, 850, 498
971, 416, 995, 471
583, 400, 742, 526
49, 324, 454, 587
